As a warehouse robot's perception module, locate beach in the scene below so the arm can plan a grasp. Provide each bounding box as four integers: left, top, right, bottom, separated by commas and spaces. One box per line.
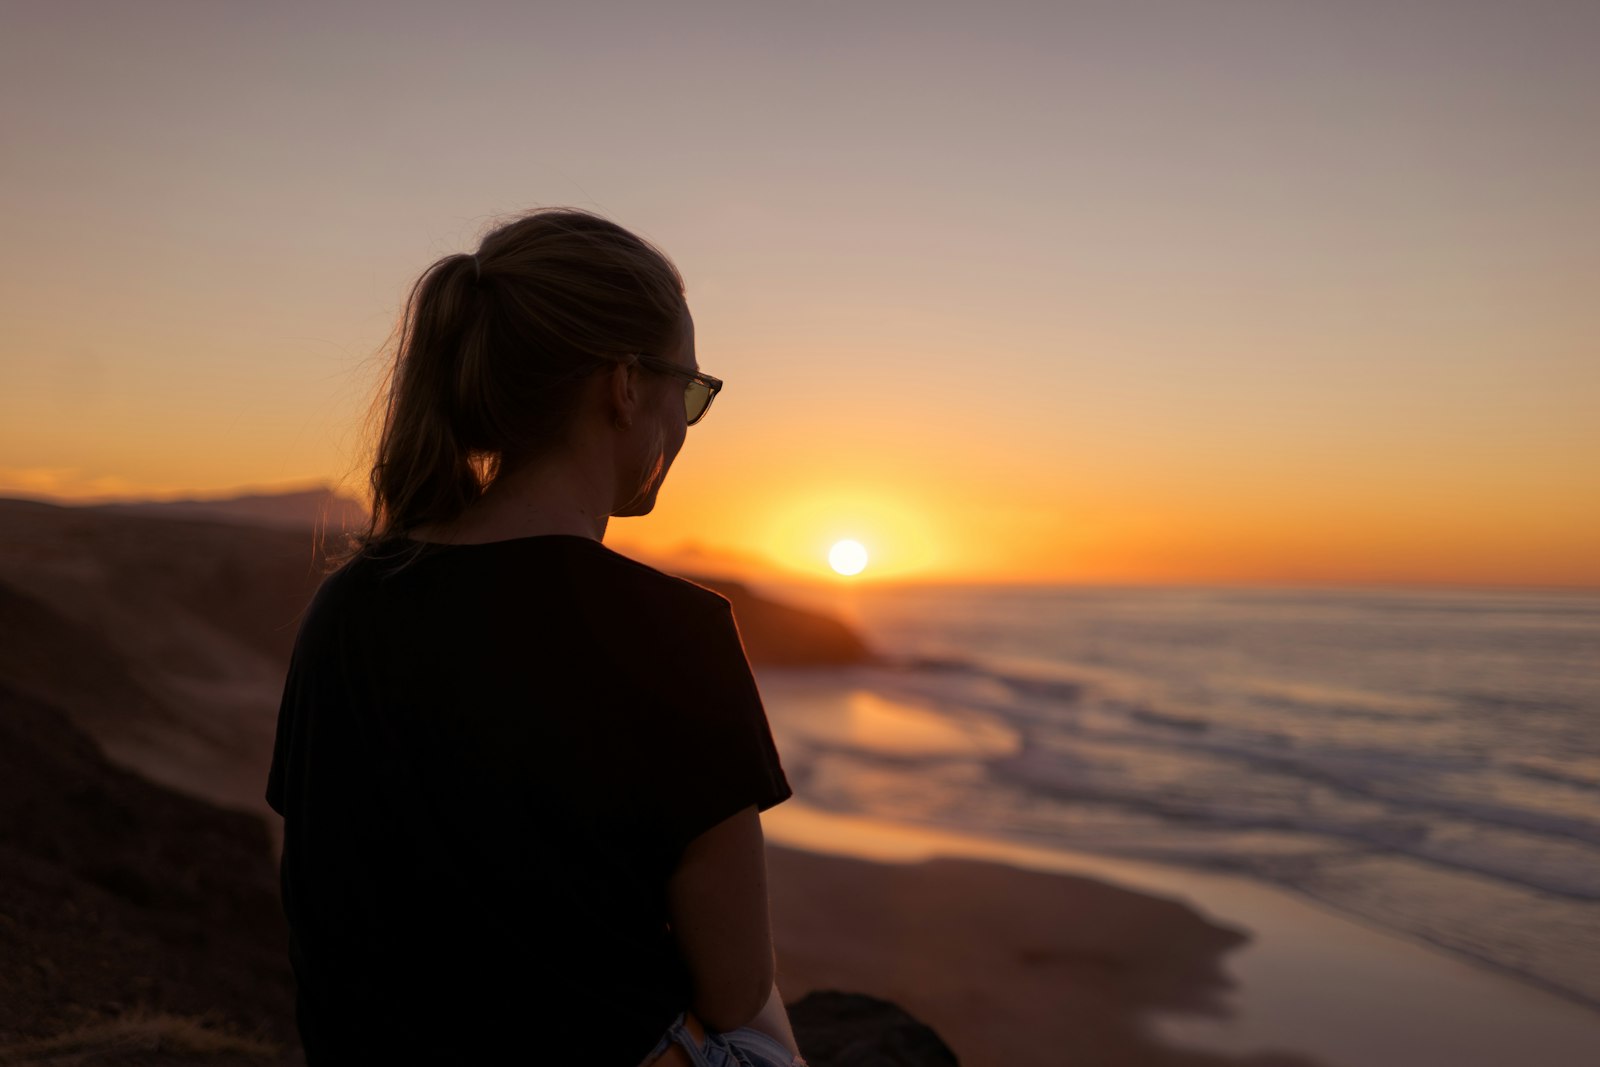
762, 802, 1600, 1067
749, 600, 1600, 1067
765, 830, 1295, 1067
745, 578, 1600, 1030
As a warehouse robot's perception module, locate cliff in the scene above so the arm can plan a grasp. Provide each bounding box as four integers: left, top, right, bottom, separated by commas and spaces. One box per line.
0, 496, 933, 1065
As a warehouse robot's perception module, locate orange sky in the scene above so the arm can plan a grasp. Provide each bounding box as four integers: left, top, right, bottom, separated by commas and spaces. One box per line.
2, 2, 1597, 588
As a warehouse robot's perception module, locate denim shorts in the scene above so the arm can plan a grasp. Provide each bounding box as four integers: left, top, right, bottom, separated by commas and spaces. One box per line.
637, 1010, 807, 1067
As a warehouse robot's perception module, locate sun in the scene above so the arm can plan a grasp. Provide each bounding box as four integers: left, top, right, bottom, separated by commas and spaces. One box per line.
828, 539, 869, 576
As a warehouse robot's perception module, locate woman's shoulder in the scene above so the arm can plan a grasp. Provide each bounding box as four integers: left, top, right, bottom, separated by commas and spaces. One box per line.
583, 541, 733, 615
347, 532, 732, 618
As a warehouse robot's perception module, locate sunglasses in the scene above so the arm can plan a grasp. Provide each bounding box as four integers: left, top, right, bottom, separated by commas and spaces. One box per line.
633, 355, 723, 426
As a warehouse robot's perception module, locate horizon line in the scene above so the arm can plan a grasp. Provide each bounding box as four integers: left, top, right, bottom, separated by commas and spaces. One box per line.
5, 490, 1595, 597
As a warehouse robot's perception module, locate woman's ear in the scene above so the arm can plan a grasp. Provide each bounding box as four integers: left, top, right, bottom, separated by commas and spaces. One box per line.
607, 359, 642, 428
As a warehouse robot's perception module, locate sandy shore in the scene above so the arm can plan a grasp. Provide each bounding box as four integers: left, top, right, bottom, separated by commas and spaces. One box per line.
762, 802, 1600, 1067
767, 841, 1308, 1067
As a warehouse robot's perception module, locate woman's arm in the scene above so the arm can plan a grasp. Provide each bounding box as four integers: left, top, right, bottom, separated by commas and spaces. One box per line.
665, 803, 778, 1034
747, 978, 801, 1054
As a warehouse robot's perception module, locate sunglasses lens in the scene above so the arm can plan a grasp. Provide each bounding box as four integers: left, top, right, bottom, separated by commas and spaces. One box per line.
684, 382, 710, 424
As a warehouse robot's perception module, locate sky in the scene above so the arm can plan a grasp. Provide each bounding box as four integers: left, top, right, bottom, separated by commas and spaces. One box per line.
2, 0, 1597, 587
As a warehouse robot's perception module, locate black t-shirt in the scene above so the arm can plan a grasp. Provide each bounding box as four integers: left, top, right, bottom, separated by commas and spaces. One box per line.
265, 534, 792, 1065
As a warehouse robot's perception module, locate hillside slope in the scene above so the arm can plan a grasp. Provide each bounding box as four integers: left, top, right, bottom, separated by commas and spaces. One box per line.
0, 680, 298, 1064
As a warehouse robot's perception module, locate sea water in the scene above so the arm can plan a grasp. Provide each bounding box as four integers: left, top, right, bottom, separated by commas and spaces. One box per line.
749, 581, 1600, 1011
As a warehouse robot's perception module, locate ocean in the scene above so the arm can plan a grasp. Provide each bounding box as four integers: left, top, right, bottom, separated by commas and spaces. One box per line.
749, 581, 1600, 1011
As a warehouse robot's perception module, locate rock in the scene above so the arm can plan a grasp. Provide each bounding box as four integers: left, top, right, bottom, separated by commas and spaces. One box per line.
789, 991, 961, 1067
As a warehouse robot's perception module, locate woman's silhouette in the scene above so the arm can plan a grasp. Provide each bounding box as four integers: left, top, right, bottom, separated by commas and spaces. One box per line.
266, 209, 804, 1066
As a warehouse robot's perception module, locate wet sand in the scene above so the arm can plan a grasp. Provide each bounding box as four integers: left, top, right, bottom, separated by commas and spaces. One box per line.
762, 801, 1600, 1067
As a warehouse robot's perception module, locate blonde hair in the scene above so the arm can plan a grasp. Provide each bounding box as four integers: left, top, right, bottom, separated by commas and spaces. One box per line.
337, 208, 686, 571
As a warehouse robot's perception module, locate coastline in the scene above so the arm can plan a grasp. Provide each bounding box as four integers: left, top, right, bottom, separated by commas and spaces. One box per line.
762, 801, 1600, 1067
4, 500, 1594, 1065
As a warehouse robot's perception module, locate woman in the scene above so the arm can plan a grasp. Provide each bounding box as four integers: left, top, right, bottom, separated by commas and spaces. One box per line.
266, 209, 806, 1066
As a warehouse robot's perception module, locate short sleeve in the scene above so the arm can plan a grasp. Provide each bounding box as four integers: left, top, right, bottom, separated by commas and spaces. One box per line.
649, 597, 793, 855
265, 644, 302, 817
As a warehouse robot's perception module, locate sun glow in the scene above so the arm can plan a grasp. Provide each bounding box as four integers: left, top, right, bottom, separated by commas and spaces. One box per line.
754, 487, 940, 581
829, 539, 869, 576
